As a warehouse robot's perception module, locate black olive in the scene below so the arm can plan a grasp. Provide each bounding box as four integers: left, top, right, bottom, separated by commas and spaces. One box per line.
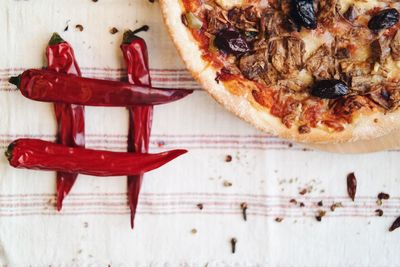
368, 8, 399, 31
381, 89, 390, 101
214, 29, 250, 56
311, 80, 349, 99
290, 0, 317, 30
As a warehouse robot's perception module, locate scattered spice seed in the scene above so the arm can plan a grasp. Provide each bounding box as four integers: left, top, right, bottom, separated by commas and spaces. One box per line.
223, 180, 232, 187
289, 199, 297, 205
275, 217, 284, 223
240, 202, 248, 221
191, 228, 197, 234
317, 201, 323, 207
75, 24, 84, 31
225, 155, 232, 162
92, 0, 98, 2
330, 202, 343, 212
298, 125, 311, 134
377, 192, 390, 200
197, 203, 203, 210
376, 199, 383, 206
347, 172, 357, 202
299, 202, 305, 208
230, 238, 237, 254
157, 141, 165, 147
375, 209, 384, 217
299, 188, 307, 195
181, 14, 188, 27
389, 216, 400, 232
63, 19, 71, 32
315, 210, 326, 222
110, 27, 119, 34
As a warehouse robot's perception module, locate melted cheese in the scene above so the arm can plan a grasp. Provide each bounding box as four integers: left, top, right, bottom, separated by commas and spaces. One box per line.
353, 45, 370, 61
386, 58, 400, 79
301, 31, 334, 60
353, 0, 387, 12
297, 69, 313, 86
215, 0, 244, 9
340, 0, 386, 13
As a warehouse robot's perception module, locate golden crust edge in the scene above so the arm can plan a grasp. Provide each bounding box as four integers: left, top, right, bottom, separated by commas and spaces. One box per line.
159, 0, 400, 144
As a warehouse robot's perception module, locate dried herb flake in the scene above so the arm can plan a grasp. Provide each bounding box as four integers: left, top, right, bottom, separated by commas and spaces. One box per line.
389, 216, 400, 232
375, 209, 384, 217
347, 172, 357, 201
378, 192, 390, 200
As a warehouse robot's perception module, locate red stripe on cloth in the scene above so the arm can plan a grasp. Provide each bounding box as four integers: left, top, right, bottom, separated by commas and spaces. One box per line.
0, 209, 397, 218
0, 192, 397, 200
0, 68, 192, 77
0, 67, 189, 73
0, 138, 291, 146
0, 133, 279, 139
1, 200, 399, 212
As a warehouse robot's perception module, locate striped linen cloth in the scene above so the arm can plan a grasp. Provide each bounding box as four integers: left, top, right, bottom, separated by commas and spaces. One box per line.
1, 0, 400, 266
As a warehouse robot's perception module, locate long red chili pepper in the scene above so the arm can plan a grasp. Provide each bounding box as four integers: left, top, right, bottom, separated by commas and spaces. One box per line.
121, 26, 153, 228
46, 33, 84, 210
9, 69, 193, 106
6, 139, 187, 177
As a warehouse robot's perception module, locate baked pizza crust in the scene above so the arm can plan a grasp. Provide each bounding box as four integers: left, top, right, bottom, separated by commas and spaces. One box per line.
160, 0, 400, 144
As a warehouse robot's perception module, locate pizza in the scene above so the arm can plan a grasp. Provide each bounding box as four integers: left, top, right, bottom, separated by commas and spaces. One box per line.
160, 0, 400, 143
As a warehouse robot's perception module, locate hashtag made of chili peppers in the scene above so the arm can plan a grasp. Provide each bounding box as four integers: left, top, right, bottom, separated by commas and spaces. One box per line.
6, 139, 187, 176
9, 69, 192, 106
46, 33, 84, 211
121, 26, 153, 228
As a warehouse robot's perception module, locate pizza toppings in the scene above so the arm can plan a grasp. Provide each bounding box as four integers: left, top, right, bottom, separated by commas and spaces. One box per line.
270, 36, 305, 79
290, 0, 317, 30
318, 0, 340, 26
390, 30, 400, 60
370, 36, 391, 64
343, 5, 358, 22
239, 49, 267, 80
181, 1, 400, 133
305, 44, 335, 80
214, 29, 250, 55
311, 79, 348, 99
368, 8, 399, 31
368, 86, 392, 110
182, 12, 203, 29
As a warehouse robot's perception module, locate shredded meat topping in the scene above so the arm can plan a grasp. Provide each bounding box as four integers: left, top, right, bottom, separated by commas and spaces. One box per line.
306, 44, 336, 80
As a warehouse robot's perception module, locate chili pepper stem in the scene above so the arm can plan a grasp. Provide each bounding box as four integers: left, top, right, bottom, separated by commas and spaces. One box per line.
4, 142, 14, 161
48, 32, 65, 46
9, 75, 21, 88
122, 25, 149, 44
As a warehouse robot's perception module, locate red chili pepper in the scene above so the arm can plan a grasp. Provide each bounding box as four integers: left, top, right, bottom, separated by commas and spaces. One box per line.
9, 69, 193, 106
121, 26, 153, 228
46, 33, 85, 210
6, 139, 187, 177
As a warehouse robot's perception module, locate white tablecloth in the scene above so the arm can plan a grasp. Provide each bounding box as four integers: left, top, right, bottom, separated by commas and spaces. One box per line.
1, 0, 400, 266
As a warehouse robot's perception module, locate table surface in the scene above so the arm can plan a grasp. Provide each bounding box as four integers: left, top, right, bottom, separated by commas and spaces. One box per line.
1, 1, 400, 266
